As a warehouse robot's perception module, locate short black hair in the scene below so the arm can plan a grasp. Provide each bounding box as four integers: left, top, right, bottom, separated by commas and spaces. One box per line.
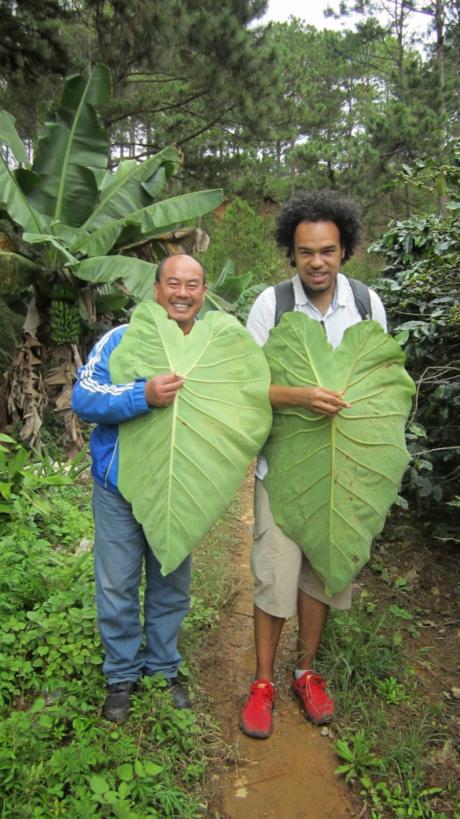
155, 255, 206, 283
275, 189, 361, 262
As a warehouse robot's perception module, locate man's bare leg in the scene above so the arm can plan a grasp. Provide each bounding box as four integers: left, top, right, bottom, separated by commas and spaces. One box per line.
292, 590, 334, 723
296, 590, 329, 669
240, 605, 282, 737
254, 604, 285, 681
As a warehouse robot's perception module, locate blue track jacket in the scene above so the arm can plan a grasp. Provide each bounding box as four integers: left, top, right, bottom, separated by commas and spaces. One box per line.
72, 325, 152, 494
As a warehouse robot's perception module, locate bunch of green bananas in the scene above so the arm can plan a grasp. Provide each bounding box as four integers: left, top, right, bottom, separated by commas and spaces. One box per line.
49, 299, 81, 344
50, 281, 77, 303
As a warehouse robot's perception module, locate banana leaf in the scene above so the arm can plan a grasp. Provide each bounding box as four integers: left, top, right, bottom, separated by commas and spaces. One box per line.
81, 147, 182, 232
110, 302, 272, 574
23, 233, 78, 267
216, 271, 254, 303
73, 255, 156, 300
0, 159, 46, 233
27, 65, 111, 227
263, 313, 415, 596
52, 222, 87, 247
0, 112, 29, 166
71, 189, 224, 257
61, 66, 112, 109
213, 259, 235, 290
120, 264, 157, 301
199, 289, 235, 316
95, 292, 130, 312
0, 251, 41, 292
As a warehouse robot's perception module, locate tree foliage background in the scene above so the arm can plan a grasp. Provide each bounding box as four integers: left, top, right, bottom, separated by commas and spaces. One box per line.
2, 0, 458, 222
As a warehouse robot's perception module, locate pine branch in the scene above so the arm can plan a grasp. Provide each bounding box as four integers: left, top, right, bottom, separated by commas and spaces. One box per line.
106, 90, 210, 125
175, 106, 238, 146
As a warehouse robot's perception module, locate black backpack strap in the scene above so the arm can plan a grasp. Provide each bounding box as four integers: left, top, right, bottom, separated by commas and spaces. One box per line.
274, 275, 372, 323
347, 277, 372, 320
274, 279, 295, 326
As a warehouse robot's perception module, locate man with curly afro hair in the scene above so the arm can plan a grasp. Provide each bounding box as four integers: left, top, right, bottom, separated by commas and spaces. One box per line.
240, 189, 387, 740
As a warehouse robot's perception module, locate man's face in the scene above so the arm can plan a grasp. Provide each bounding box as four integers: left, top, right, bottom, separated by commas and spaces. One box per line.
292, 220, 344, 302
154, 255, 207, 335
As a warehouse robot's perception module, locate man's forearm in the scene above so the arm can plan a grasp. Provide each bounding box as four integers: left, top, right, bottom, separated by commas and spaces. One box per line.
269, 384, 351, 416
269, 385, 312, 408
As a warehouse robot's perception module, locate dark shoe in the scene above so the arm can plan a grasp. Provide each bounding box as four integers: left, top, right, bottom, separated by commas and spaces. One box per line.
290, 671, 334, 725
167, 676, 191, 709
240, 680, 276, 739
102, 681, 137, 723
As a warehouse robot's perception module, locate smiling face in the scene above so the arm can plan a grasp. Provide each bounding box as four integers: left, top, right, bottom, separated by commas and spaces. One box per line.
154, 255, 207, 335
292, 220, 344, 308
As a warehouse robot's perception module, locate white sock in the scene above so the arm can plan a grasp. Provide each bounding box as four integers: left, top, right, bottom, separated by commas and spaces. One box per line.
294, 668, 314, 680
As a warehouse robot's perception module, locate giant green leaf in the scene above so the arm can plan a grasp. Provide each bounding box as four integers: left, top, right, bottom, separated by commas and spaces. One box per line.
263, 313, 415, 596
110, 302, 272, 574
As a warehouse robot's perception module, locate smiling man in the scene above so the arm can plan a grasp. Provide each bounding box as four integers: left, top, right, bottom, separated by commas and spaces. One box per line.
240, 190, 387, 740
154, 254, 207, 335
72, 254, 206, 723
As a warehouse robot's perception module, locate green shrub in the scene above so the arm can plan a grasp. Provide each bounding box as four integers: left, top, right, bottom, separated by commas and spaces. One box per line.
202, 197, 285, 285
370, 149, 460, 536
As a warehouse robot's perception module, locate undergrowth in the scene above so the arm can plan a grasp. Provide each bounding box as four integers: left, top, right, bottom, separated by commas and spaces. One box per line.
0, 451, 237, 818
2, 437, 457, 818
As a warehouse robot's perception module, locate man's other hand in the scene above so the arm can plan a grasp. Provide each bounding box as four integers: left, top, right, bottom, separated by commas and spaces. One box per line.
145, 374, 185, 407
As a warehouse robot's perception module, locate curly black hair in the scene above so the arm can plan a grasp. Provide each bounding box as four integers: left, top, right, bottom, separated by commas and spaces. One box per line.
275, 189, 361, 262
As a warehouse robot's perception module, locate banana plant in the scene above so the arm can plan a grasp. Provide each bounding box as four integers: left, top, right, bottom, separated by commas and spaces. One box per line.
200, 259, 266, 323
0, 65, 223, 446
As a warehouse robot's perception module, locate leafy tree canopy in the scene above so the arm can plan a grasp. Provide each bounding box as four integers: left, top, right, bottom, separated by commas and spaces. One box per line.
0, 0, 70, 81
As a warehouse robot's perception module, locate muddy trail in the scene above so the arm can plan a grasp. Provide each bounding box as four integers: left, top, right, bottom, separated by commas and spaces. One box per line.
199, 474, 357, 819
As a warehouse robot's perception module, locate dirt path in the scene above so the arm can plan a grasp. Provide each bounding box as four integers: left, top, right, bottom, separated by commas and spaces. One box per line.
200, 474, 357, 818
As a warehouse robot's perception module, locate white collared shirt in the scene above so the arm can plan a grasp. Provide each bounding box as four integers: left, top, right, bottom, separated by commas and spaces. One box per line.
246, 272, 387, 348
246, 272, 387, 478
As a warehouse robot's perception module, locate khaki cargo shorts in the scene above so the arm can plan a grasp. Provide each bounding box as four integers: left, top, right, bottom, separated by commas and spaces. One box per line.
251, 479, 352, 618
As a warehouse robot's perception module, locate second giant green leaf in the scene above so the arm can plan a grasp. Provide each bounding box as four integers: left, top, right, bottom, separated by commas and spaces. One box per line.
263, 313, 415, 596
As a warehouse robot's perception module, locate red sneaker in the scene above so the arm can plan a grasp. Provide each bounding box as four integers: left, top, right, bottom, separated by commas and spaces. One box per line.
240, 680, 276, 739
290, 671, 334, 725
